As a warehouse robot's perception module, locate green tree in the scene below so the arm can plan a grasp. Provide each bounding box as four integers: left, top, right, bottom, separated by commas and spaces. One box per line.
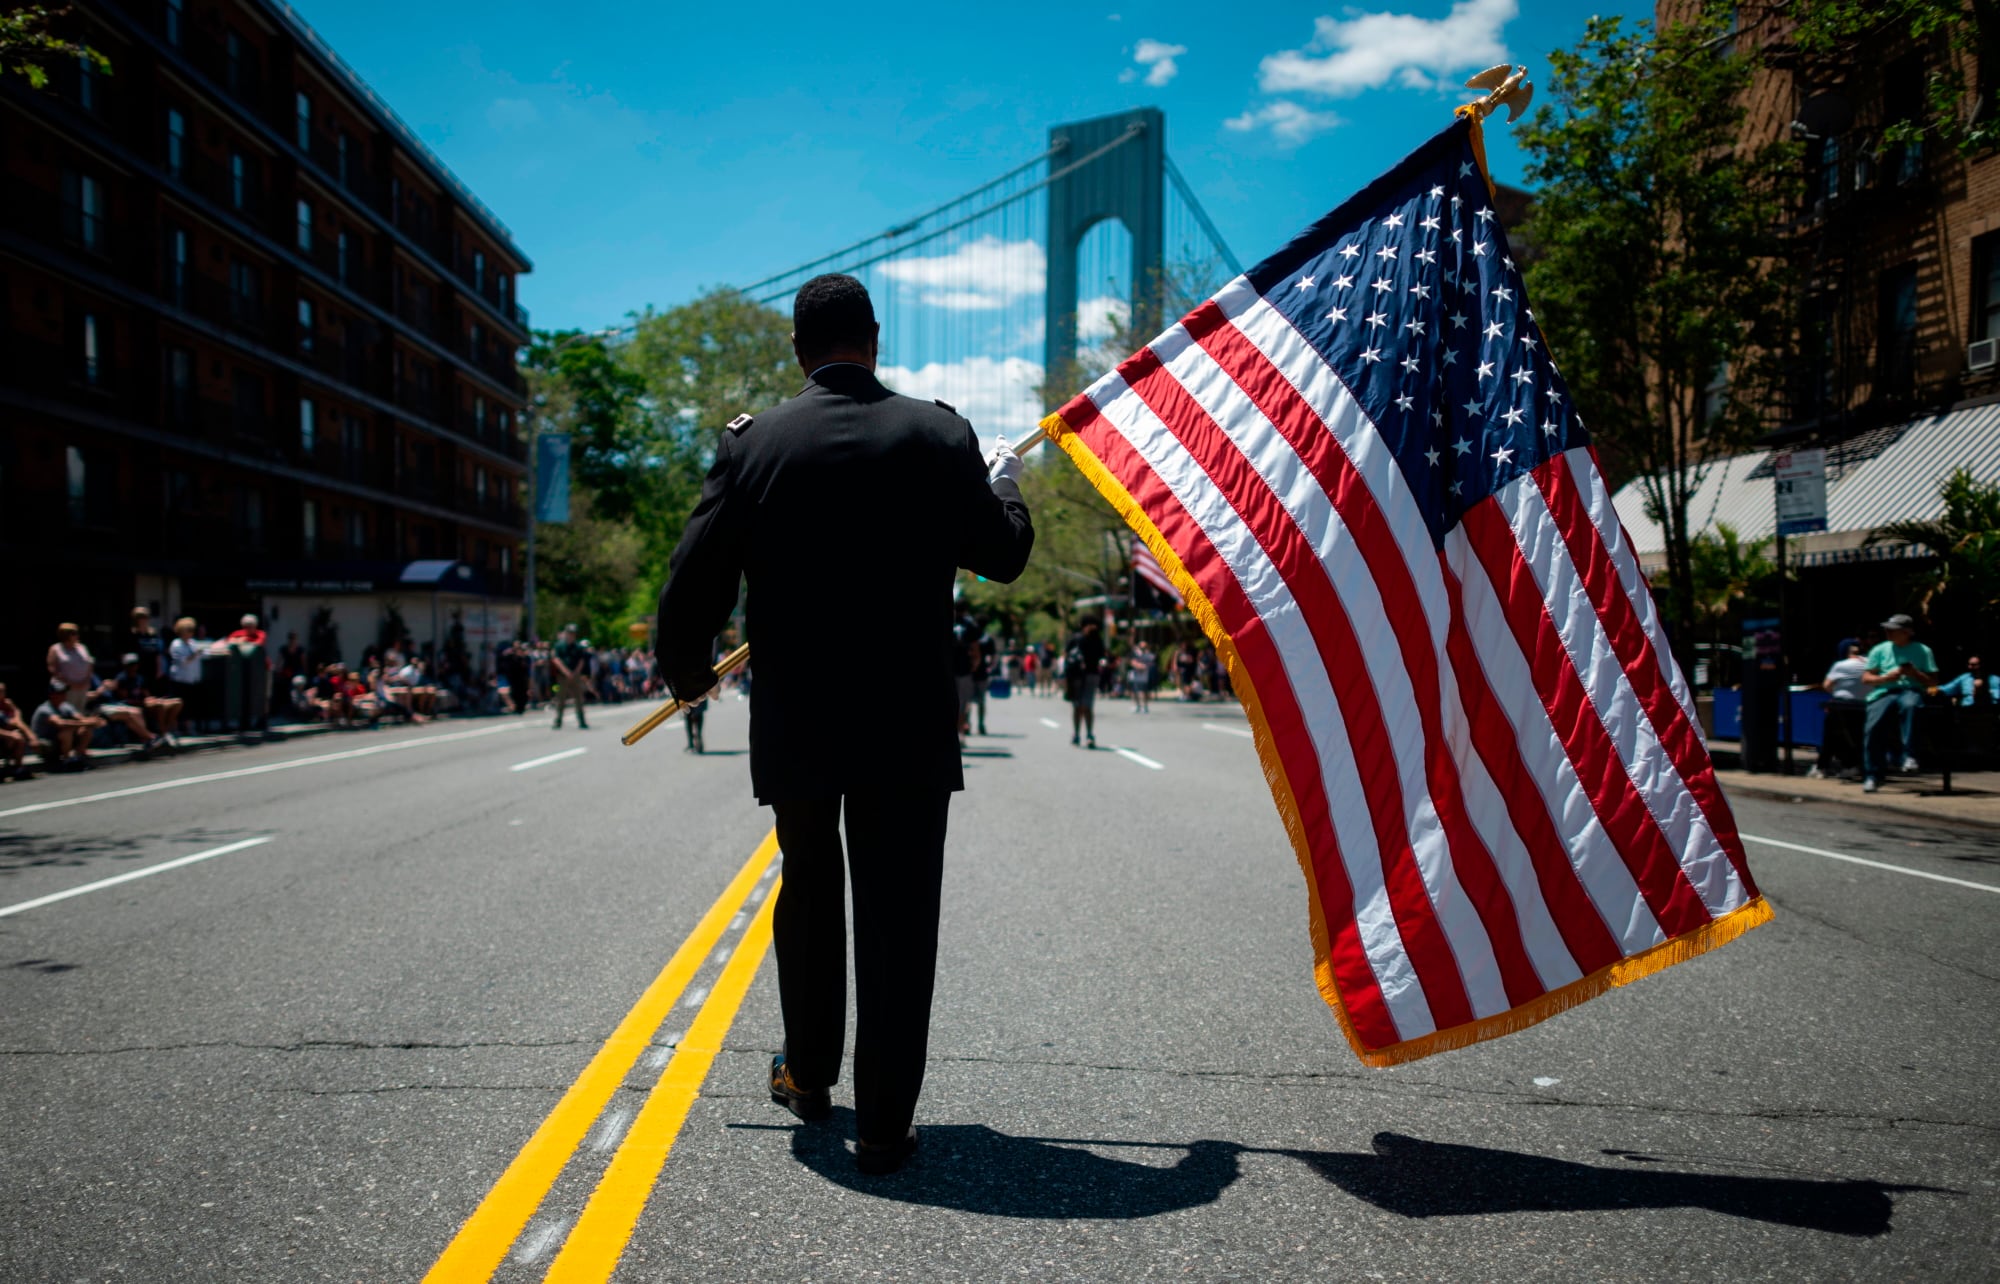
1869, 468, 2000, 651
2, 5, 108, 89
1687, 522, 1781, 638
1518, 8, 1799, 662
1784, 0, 2000, 154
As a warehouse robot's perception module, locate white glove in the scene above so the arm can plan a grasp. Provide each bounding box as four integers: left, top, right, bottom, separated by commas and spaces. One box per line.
986, 434, 1023, 487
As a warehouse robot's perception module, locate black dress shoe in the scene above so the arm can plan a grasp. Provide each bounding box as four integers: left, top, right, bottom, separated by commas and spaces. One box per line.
855, 1127, 917, 1176
769, 1054, 831, 1122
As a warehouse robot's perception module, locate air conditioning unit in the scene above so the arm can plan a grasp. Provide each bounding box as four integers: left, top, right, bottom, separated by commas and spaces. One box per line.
1969, 338, 1999, 371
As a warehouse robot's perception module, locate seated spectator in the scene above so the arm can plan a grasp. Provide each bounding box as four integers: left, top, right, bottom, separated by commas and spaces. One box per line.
110, 653, 183, 745
367, 665, 417, 724
87, 674, 164, 755
309, 664, 355, 725
0, 683, 33, 780
287, 675, 313, 720
1861, 613, 1938, 792
32, 678, 102, 770
1810, 639, 1868, 780
1937, 655, 1999, 707
394, 658, 438, 718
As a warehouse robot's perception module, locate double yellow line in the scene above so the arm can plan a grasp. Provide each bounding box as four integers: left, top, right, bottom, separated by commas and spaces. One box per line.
426, 831, 782, 1282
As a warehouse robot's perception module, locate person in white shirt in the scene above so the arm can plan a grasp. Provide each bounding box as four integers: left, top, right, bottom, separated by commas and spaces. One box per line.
167, 617, 205, 717
1811, 639, 1869, 779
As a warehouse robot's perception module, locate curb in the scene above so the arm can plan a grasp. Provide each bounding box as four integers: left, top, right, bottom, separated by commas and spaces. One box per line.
1719, 778, 2000, 830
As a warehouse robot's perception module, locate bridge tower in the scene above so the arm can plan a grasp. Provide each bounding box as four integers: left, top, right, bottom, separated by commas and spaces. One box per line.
1044, 107, 1164, 396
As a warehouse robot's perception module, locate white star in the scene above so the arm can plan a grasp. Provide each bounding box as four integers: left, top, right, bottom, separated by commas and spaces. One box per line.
1431, 408, 1444, 427
1450, 228, 1463, 243
1403, 318, 1426, 337
1420, 215, 1440, 232
1444, 268, 1458, 285
1442, 348, 1460, 366
1416, 247, 1437, 265
1295, 276, 1316, 291
1376, 244, 1399, 261
1502, 406, 1526, 427
1360, 346, 1383, 363
1400, 353, 1420, 372
1332, 273, 1354, 290
1325, 306, 1347, 325
1372, 277, 1394, 294
1451, 480, 1464, 497
1462, 278, 1479, 295
1511, 368, 1534, 385
1425, 445, 1442, 466
1458, 162, 1474, 177
1502, 255, 1516, 271
1491, 444, 1515, 465
1460, 400, 1479, 420
1476, 360, 1495, 379
1428, 184, 1445, 199
1475, 205, 1494, 223
1492, 285, 1514, 303
1451, 193, 1463, 209
1541, 418, 1560, 437
1484, 320, 1505, 340
1383, 212, 1405, 229
1449, 311, 1468, 329
1339, 243, 1361, 260
1545, 387, 1564, 404
1395, 392, 1414, 411
1410, 282, 1431, 299
1365, 310, 1388, 328
1453, 435, 1474, 454
1473, 241, 1489, 257
1521, 334, 1538, 351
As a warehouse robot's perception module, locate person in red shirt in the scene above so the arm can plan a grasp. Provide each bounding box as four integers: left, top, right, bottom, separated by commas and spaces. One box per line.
227, 614, 268, 648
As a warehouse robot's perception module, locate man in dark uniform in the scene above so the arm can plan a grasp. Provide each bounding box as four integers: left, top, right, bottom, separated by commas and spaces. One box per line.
654, 274, 1033, 1174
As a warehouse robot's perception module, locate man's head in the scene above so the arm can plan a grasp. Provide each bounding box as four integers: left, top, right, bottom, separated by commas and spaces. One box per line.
792, 274, 878, 374
1970, 655, 1985, 674
560, 623, 577, 640
175, 616, 196, 637
121, 653, 139, 672
56, 622, 78, 642
240, 613, 259, 630
131, 606, 151, 628
1881, 612, 1916, 645
49, 677, 68, 697
1082, 619, 1100, 635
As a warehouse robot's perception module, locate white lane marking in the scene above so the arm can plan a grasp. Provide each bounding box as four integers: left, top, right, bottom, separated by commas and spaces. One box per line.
1201, 723, 1255, 739
0, 724, 528, 820
510, 747, 589, 773
512, 1215, 571, 1266
1039, 718, 1061, 729
682, 986, 710, 1008
1741, 833, 2000, 895
1112, 747, 1166, 771
588, 1106, 636, 1153
0, 836, 273, 919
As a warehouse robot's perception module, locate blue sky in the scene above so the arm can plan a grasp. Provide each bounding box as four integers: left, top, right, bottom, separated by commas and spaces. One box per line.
292, 0, 1650, 338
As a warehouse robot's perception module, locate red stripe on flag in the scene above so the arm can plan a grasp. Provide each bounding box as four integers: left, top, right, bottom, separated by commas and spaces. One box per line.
1121, 347, 1479, 1029
1533, 457, 1759, 899
1182, 309, 1549, 1010
1459, 499, 1714, 939
1063, 393, 1402, 1047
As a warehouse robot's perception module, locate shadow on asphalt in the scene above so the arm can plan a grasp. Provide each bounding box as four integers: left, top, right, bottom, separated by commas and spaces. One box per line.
1278, 1132, 1944, 1236
744, 1117, 1940, 1234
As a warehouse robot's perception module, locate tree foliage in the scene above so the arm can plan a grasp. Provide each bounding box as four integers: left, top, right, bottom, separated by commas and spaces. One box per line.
1785, 0, 2000, 154
1, 5, 108, 90
1517, 8, 1799, 659
1869, 468, 2000, 652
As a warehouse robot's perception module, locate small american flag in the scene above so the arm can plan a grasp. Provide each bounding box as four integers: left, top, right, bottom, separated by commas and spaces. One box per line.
1131, 534, 1184, 605
1044, 118, 1769, 1065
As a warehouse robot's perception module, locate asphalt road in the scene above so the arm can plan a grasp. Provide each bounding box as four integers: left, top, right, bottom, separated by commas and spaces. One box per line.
1, 689, 1994, 1282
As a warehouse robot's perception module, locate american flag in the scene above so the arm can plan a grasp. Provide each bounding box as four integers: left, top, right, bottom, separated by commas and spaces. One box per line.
1131, 534, 1184, 605
1043, 119, 1770, 1066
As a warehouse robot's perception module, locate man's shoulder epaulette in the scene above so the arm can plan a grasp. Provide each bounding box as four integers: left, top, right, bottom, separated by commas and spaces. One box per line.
933, 398, 957, 414
726, 413, 754, 435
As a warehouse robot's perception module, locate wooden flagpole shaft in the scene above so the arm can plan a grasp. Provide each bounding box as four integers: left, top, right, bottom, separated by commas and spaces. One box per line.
621, 642, 752, 747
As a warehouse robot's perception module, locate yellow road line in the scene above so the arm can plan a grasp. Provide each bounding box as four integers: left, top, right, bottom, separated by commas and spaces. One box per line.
423, 831, 780, 1282
543, 881, 780, 1282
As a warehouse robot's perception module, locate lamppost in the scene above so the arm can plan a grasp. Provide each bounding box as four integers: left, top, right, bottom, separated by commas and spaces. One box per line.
523, 325, 622, 642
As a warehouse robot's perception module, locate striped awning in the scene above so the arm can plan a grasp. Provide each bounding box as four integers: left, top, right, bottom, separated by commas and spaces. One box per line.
1611, 403, 2000, 569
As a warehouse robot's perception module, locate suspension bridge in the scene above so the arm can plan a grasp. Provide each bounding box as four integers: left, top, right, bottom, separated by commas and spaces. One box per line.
738, 108, 1240, 440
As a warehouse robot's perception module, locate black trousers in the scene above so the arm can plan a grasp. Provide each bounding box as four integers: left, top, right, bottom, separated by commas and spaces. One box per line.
770, 789, 951, 1144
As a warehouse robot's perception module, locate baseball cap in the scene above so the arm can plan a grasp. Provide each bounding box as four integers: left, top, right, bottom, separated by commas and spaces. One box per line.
121, 653, 139, 664
1880, 613, 1915, 631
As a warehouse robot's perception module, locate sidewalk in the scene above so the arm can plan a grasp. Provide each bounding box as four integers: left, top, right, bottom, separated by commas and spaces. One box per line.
1710, 740, 2000, 828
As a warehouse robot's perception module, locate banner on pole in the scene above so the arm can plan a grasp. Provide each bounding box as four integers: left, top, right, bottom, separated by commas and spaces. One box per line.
535, 434, 571, 524
1773, 448, 1828, 536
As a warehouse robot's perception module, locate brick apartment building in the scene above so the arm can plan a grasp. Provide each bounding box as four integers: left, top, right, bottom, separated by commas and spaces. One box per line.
0, 0, 531, 687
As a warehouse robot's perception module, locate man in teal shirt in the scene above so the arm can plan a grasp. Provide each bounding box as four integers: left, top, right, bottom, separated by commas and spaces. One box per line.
1861, 613, 1938, 791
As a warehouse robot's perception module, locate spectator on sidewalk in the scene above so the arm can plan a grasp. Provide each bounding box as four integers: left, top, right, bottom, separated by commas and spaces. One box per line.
168, 617, 205, 725
277, 632, 307, 693
1861, 613, 1938, 793
87, 673, 163, 754
129, 607, 167, 681
32, 678, 102, 770
1810, 639, 1868, 780
228, 614, 268, 647
48, 622, 96, 711
1938, 655, 1998, 707
0, 683, 32, 780
309, 664, 355, 725
109, 653, 183, 745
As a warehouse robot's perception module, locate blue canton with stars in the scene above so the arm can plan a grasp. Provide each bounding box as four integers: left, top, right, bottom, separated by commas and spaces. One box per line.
1243, 119, 1584, 549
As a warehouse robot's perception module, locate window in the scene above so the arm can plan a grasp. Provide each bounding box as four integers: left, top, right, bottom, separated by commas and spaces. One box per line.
64, 172, 105, 252
1878, 262, 1919, 395
164, 226, 188, 306
499, 409, 511, 438
473, 251, 485, 292
165, 346, 193, 424
348, 511, 365, 552
79, 313, 101, 385
1885, 55, 1925, 186
1806, 135, 1841, 208
297, 297, 313, 352
165, 0, 184, 46
1975, 233, 2000, 343
165, 108, 186, 179
336, 131, 350, 184
336, 231, 349, 282
300, 398, 316, 454
225, 32, 245, 93
295, 90, 312, 151
469, 322, 482, 359
233, 370, 264, 433
77, 53, 96, 113
475, 466, 487, 504
67, 445, 87, 523
230, 152, 248, 210
296, 198, 312, 252
230, 261, 260, 325
303, 499, 318, 556
501, 546, 511, 577
242, 488, 265, 549
474, 395, 486, 434
1701, 362, 1730, 427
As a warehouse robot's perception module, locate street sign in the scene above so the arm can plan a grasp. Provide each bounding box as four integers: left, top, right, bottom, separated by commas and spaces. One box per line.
535, 433, 571, 523
1772, 447, 1828, 535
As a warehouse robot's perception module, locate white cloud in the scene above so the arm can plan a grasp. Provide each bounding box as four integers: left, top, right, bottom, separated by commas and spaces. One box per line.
878, 236, 1046, 310
1257, 0, 1515, 99
878, 355, 1047, 440
485, 96, 540, 130
1129, 38, 1186, 88
1224, 101, 1344, 145
1077, 295, 1130, 345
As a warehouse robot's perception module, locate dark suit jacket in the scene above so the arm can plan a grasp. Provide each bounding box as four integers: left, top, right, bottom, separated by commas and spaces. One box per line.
655, 364, 1034, 803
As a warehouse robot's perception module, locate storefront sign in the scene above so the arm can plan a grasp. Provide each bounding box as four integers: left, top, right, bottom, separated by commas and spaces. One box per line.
1773, 448, 1828, 536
